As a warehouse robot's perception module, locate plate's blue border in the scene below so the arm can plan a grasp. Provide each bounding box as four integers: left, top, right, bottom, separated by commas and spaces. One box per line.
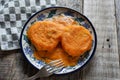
19, 6, 97, 75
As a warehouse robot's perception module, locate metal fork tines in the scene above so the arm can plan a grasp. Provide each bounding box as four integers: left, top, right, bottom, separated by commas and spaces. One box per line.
23, 59, 64, 80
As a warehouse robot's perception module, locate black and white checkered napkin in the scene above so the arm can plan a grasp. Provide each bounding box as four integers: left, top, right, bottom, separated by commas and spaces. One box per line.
0, 0, 57, 50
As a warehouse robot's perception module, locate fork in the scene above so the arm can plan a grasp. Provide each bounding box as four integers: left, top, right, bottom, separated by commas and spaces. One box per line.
23, 59, 64, 80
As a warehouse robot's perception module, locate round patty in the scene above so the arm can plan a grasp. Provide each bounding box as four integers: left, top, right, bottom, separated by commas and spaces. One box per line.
61, 25, 92, 57
27, 21, 64, 52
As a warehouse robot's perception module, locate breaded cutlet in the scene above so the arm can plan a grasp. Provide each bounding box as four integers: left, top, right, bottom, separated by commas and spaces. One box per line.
61, 25, 92, 57
27, 21, 64, 52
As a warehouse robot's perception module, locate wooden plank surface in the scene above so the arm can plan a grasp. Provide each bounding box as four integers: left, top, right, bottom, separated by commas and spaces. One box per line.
83, 0, 120, 80
0, 0, 120, 80
115, 0, 120, 63
57, 0, 83, 13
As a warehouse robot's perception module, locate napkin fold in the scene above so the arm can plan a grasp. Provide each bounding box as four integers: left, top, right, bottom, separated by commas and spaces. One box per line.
0, 0, 57, 50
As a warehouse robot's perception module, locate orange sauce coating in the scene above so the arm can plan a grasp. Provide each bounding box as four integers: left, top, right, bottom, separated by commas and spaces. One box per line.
34, 46, 79, 66
27, 14, 92, 67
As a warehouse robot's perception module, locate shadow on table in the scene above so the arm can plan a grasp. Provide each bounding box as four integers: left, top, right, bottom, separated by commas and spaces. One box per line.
0, 49, 38, 80
0, 49, 20, 58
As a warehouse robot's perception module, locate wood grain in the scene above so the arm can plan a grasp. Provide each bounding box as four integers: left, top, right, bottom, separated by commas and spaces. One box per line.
0, 50, 38, 80
57, 0, 83, 13
115, 0, 120, 63
83, 0, 120, 80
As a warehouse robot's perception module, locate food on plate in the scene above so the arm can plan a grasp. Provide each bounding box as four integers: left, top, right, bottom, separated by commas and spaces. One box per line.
27, 21, 64, 52
34, 45, 80, 66
61, 25, 92, 57
27, 14, 92, 67
44, 14, 79, 26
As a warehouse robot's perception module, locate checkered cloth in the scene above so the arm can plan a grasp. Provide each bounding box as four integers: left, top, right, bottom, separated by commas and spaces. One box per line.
0, 0, 57, 50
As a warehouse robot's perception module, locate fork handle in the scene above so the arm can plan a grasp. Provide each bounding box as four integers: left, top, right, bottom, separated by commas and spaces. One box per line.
23, 72, 40, 80
23, 67, 52, 80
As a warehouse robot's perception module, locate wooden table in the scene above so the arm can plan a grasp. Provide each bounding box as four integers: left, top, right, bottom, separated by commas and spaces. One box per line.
0, 0, 120, 80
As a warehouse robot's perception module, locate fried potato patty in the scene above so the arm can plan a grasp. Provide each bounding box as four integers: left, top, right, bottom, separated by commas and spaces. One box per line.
27, 21, 64, 52
61, 25, 92, 57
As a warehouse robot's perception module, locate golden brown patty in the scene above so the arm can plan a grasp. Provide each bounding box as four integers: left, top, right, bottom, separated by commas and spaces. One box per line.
27, 21, 64, 52
61, 25, 92, 57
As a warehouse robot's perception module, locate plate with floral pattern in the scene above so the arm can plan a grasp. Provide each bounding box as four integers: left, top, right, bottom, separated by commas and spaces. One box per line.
20, 7, 97, 74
